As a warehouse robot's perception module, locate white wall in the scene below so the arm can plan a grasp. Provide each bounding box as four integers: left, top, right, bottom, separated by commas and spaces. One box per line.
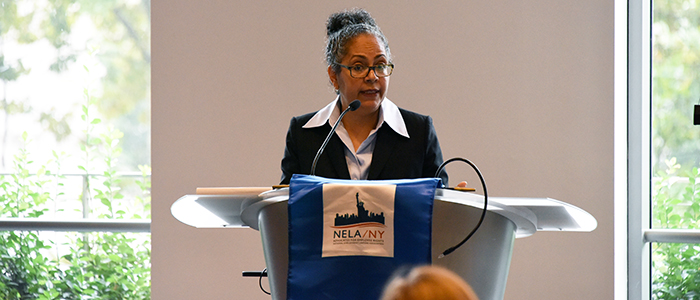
152, 1, 614, 299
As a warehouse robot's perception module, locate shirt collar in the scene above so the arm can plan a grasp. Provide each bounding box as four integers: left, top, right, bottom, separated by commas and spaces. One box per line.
303, 96, 409, 138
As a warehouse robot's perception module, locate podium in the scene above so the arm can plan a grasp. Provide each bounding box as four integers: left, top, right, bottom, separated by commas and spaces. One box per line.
171, 187, 596, 300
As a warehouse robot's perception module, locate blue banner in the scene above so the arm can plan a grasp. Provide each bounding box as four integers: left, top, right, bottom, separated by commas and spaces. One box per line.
287, 174, 440, 300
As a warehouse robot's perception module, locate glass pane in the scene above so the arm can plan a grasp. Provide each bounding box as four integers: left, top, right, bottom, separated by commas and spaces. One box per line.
652, 0, 700, 298
0, 230, 150, 298
651, 0, 700, 230
652, 242, 700, 298
1, 1, 151, 218
0, 0, 151, 297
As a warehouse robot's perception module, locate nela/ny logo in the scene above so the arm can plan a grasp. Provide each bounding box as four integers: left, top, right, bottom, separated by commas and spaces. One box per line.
332, 192, 386, 240
322, 184, 395, 257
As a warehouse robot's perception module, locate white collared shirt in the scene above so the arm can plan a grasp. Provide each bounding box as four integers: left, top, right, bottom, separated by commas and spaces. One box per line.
303, 97, 409, 180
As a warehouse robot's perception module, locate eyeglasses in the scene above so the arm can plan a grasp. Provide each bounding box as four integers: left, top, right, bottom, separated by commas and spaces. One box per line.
336, 63, 394, 78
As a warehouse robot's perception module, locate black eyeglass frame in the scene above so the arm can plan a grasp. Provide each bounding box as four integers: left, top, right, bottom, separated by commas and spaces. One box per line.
336, 63, 395, 78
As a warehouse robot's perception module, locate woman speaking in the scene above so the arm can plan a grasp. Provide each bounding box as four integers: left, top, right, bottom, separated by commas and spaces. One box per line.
280, 8, 448, 185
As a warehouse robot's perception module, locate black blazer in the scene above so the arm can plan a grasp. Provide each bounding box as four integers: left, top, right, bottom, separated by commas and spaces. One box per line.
280, 108, 448, 185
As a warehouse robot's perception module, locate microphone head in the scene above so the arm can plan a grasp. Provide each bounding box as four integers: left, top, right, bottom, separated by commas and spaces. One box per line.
348, 100, 361, 111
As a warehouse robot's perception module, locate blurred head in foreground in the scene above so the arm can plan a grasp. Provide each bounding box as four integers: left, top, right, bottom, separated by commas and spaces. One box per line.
380, 265, 479, 300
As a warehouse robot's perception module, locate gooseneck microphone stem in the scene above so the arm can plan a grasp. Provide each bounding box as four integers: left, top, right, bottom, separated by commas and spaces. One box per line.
310, 100, 361, 176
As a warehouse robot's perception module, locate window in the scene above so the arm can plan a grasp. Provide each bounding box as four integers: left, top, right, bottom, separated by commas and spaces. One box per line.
621, 0, 700, 299
0, 0, 150, 298
650, 0, 700, 298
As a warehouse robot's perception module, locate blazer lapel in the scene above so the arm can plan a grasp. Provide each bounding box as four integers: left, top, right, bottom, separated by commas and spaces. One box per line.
326, 134, 351, 179
368, 125, 400, 180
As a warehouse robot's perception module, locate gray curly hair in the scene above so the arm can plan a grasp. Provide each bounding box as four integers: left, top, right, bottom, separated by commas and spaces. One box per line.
325, 8, 392, 74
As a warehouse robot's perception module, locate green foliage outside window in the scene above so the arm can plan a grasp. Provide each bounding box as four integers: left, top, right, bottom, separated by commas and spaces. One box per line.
0, 129, 151, 298
652, 159, 700, 299
0, 85, 150, 298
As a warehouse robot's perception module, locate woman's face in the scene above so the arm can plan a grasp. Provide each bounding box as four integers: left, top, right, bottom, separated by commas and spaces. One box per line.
328, 33, 390, 116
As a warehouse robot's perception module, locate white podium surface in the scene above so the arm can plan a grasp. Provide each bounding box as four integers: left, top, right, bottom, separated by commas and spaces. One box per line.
171, 186, 596, 300
171, 187, 597, 238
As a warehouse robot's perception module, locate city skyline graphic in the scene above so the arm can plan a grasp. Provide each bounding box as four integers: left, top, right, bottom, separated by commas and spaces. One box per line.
333, 192, 385, 227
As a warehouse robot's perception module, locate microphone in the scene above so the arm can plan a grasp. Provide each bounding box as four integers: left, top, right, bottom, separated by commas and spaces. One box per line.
310, 100, 361, 176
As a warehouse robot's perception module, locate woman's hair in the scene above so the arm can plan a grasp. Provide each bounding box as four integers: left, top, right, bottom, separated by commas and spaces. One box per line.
325, 8, 392, 73
380, 265, 479, 300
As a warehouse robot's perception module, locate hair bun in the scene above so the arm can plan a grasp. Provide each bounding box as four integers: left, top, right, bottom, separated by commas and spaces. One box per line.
326, 8, 377, 37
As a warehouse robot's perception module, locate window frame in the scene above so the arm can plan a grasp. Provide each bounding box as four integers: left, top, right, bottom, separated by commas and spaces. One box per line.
622, 0, 652, 298
0, 218, 150, 232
